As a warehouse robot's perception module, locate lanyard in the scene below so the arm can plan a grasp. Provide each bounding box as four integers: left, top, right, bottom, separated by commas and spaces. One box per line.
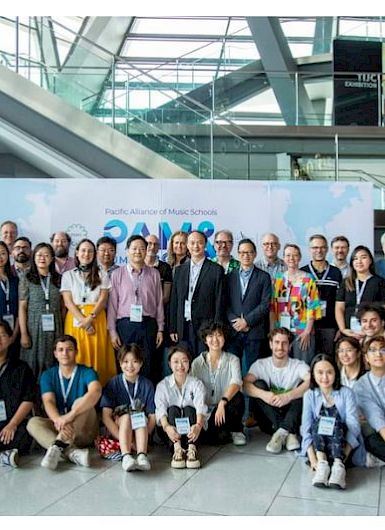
189, 262, 202, 297
122, 374, 139, 409
0, 278, 11, 314
174, 375, 189, 408
127, 267, 143, 304
40, 274, 51, 312
207, 353, 222, 397
59, 366, 78, 414
309, 262, 330, 283
0, 361, 8, 378
79, 271, 91, 304
355, 276, 371, 305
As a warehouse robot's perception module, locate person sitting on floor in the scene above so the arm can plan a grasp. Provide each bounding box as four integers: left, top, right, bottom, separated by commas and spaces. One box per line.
243, 327, 310, 454
0, 319, 36, 468
27, 334, 102, 470
101, 343, 156, 472
191, 320, 246, 446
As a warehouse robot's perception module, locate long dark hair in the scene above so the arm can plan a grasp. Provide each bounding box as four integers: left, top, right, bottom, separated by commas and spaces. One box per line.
309, 353, 341, 390
74, 239, 101, 291
27, 243, 61, 287
0, 241, 12, 279
346, 245, 376, 292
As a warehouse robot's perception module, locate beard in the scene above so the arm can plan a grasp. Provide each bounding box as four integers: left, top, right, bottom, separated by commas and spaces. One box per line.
55, 247, 69, 258
14, 253, 30, 263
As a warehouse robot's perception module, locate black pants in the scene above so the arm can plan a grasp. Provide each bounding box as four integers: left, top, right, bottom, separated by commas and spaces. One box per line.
363, 431, 385, 462
0, 421, 32, 455
249, 380, 303, 435
167, 405, 198, 450
227, 333, 263, 373
202, 392, 245, 445
181, 321, 205, 360
315, 327, 337, 356
117, 317, 158, 380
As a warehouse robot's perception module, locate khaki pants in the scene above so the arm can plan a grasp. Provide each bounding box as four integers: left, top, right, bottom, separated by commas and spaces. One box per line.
27, 404, 99, 449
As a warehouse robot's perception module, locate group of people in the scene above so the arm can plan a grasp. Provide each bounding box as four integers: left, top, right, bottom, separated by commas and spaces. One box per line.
1, 219, 385, 491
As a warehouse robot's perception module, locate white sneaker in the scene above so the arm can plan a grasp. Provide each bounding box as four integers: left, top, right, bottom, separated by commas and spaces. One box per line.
366, 452, 385, 468
41, 445, 63, 470
286, 433, 300, 451
0, 448, 19, 468
136, 453, 151, 471
231, 432, 247, 446
122, 453, 136, 472
312, 460, 330, 488
67, 448, 90, 467
328, 460, 346, 490
266, 430, 287, 454
186, 444, 201, 469
171, 445, 186, 469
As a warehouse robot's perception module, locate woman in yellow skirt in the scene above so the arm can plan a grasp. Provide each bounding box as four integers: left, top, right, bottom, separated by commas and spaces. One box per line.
60, 238, 116, 387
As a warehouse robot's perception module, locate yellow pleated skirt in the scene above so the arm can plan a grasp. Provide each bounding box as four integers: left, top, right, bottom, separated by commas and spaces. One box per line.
64, 304, 116, 387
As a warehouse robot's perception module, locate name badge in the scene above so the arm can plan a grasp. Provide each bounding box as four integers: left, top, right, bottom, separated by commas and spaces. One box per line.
130, 411, 146, 430
184, 300, 192, 321
3, 314, 14, 330
280, 313, 291, 330
350, 316, 361, 332
0, 400, 7, 422
320, 300, 327, 317
175, 417, 190, 435
317, 416, 336, 436
278, 296, 289, 303
42, 313, 55, 332
130, 304, 143, 323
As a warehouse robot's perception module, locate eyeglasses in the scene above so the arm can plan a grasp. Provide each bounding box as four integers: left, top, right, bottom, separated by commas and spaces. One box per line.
263, 242, 278, 247
215, 240, 232, 246
367, 348, 385, 355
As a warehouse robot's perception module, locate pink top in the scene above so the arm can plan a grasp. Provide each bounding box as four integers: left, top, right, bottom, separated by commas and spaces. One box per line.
55, 256, 76, 275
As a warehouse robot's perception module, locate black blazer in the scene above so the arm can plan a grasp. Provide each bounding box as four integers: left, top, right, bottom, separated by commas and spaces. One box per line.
170, 258, 225, 338
226, 266, 272, 340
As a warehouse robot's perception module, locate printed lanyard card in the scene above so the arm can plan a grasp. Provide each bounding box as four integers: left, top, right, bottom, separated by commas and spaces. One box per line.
130, 411, 146, 430
317, 416, 336, 436
320, 300, 327, 317
184, 300, 192, 320
175, 417, 191, 435
0, 400, 7, 422
130, 304, 143, 323
350, 316, 361, 332
2, 314, 14, 330
280, 313, 291, 329
41, 314, 55, 332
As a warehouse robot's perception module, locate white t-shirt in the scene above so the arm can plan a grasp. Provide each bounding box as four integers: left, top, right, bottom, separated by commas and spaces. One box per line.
248, 357, 309, 393
60, 269, 110, 304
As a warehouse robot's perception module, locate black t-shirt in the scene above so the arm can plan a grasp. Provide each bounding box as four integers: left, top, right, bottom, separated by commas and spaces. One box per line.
154, 260, 173, 287
336, 275, 385, 328
301, 262, 342, 329
0, 358, 36, 429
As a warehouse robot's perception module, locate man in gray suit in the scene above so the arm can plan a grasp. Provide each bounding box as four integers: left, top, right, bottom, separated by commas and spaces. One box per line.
226, 238, 271, 372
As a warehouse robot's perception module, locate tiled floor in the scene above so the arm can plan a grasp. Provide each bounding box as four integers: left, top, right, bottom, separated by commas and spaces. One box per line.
1, 427, 384, 516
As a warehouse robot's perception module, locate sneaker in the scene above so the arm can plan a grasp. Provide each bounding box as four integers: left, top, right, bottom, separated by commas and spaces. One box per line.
186, 444, 201, 469
244, 415, 258, 428
366, 452, 385, 468
41, 444, 63, 470
328, 460, 346, 490
266, 429, 288, 454
312, 460, 330, 488
122, 453, 136, 472
0, 448, 19, 468
231, 432, 247, 446
171, 445, 186, 469
66, 448, 90, 467
286, 433, 300, 451
136, 453, 151, 471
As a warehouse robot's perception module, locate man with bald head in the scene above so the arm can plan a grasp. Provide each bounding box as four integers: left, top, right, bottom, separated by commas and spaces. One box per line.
256, 233, 286, 279
1, 221, 18, 253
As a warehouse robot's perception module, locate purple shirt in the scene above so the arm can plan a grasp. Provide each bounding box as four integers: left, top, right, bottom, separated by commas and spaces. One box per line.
107, 264, 164, 338
55, 256, 75, 275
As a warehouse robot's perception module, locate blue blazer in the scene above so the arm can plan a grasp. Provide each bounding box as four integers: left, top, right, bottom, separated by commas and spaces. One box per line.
225, 266, 271, 340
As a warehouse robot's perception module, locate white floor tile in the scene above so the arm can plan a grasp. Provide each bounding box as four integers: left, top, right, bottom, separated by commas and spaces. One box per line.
267, 495, 378, 516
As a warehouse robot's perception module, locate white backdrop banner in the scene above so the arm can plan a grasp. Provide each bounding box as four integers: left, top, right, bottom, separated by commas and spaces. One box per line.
0, 179, 373, 263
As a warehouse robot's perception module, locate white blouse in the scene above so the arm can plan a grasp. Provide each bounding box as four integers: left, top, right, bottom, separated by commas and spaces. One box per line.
60, 268, 110, 305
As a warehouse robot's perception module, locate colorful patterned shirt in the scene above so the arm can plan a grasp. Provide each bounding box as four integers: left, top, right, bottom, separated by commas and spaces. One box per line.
211, 256, 240, 274
271, 272, 322, 335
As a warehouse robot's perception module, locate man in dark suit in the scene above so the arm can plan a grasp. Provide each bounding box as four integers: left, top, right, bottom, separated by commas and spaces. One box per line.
226, 238, 272, 372
169, 230, 225, 358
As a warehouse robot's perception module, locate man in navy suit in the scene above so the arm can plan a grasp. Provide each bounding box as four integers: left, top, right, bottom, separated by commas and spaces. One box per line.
169, 230, 225, 358
226, 238, 272, 372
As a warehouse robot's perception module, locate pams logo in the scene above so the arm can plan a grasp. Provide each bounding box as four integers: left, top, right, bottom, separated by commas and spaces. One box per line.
66, 224, 88, 248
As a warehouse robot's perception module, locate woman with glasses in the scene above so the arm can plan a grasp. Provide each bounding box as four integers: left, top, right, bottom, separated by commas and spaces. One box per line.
61, 239, 116, 387
335, 246, 385, 341
354, 336, 385, 465
270, 243, 322, 365
19, 243, 63, 380
335, 336, 366, 389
